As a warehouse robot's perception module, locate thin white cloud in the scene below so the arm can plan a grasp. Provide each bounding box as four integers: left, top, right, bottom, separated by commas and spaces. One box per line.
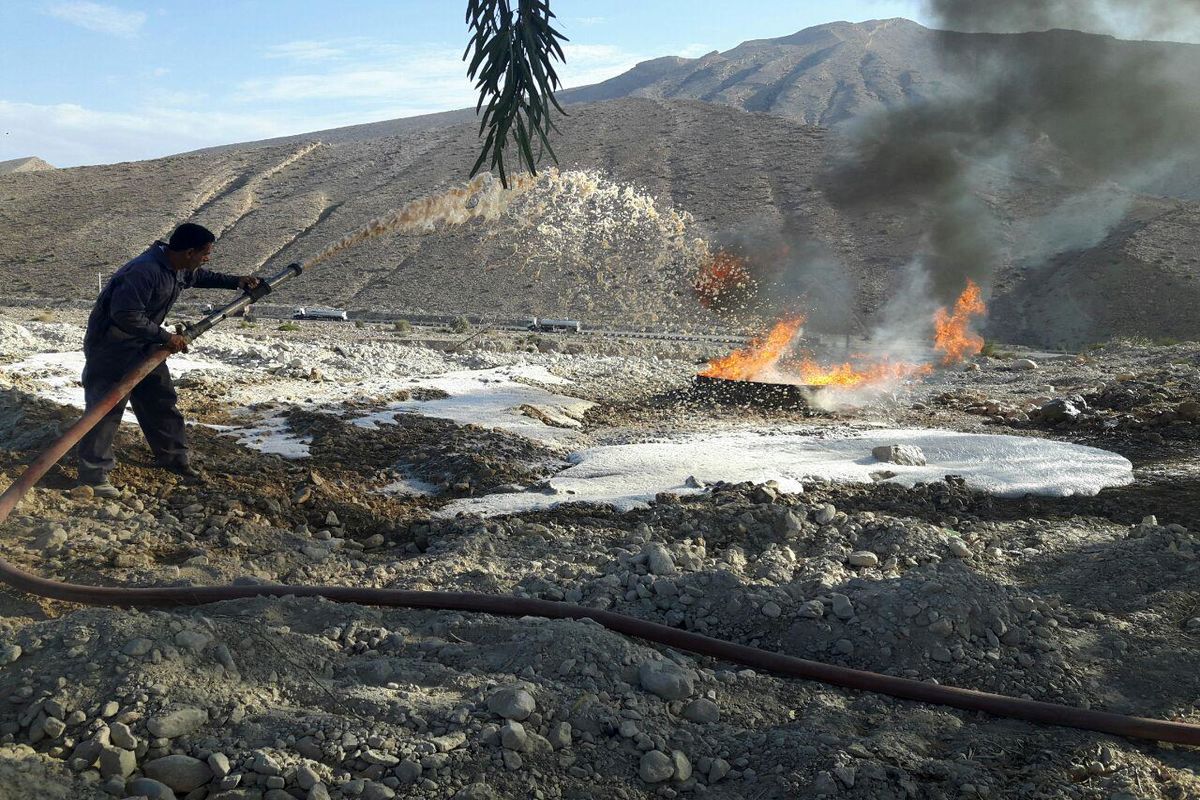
265, 40, 351, 62
575, 16, 605, 26
0, 35, 665, 166
239, 45, 477, 107
47, 1, 146, 37
0, 99, 407, 167
678, 43, 714, 58
557, 43, 648, 88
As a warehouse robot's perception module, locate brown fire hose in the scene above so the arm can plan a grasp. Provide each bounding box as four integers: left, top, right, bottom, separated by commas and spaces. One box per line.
1, 293, 1198, 748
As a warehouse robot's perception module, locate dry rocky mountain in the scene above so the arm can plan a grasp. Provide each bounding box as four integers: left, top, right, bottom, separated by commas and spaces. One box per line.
2, 19, 1200, 346
0, 157, 55, 175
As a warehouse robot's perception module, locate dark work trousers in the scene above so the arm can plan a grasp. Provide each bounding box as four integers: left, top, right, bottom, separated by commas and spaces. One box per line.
76, 349, 188, 484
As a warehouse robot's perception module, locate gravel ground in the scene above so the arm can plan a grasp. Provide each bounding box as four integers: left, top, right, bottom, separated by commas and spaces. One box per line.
0, 311, 1198, 800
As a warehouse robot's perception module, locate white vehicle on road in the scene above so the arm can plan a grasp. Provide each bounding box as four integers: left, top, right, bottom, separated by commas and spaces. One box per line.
293, 307, 348, 321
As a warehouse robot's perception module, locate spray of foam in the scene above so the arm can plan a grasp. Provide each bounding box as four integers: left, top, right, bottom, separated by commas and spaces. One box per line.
304, 172, 539, 270
480, 169, 711, 326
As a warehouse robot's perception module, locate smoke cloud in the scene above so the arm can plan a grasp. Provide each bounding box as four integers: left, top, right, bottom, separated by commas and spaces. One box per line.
824, 0, 1200, 312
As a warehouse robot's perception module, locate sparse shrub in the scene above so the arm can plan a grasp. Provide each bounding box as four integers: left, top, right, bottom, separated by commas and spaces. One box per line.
354, 319, 365, 329
980, 340, 998, 358
30, 309, 54, 322
277, 322, 299, 332
1153, 336, 1182, 347
393, 319, 412, 333
238, 320, 257, 329
451, 315, 471, 334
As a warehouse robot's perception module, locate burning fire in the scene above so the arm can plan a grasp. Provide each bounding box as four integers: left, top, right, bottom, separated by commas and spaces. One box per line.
700, 280, 986, 391
933, 280, 987, 365
700, 317, 803, 380
694, 249, 755, 310
794, 357, 932, 387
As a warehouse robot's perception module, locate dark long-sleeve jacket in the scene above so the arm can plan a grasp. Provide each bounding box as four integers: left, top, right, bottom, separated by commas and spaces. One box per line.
84, 241, 240, 356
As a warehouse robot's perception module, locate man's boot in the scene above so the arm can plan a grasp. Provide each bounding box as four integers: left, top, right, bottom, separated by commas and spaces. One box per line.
84, 480, 122, 499
156, 459, 202, 483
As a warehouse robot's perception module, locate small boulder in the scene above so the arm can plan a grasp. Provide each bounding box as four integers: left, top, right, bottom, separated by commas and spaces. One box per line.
639, 750, 674, 783
871, 444, 926, 467
487, 687, 535, 721
144, 754, 213, 792
638, 659, 694, 700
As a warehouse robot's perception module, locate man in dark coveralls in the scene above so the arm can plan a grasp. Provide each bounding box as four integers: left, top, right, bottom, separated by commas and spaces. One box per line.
77, 223, 261, 497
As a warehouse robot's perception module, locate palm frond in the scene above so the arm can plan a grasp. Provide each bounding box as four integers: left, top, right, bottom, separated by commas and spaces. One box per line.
463, 0, 569, 188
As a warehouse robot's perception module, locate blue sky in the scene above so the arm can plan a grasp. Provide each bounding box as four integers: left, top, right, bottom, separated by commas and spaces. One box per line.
0, 0, 933, 166
0, 0, 1190, 167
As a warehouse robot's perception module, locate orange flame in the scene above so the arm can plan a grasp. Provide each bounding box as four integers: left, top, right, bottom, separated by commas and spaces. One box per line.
794, 357, 933, 387
699, 279, 985, 392
694, 249, 754, 309
699, 317, 804, 380
933, 280, 987, 365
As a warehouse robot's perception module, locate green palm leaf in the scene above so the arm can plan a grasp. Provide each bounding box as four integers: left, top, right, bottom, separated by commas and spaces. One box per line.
464, 0, 568, 187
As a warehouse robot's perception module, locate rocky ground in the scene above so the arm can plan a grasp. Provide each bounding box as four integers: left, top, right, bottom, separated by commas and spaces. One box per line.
0, 307, 1199, 800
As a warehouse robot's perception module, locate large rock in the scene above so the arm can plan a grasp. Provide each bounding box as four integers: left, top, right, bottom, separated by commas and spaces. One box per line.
125, 777, 178, 800
641, 542, 677, 575
638, 659, 694, 700
147, 707, 208, 738
1037, 398, 1081, 424
639, 750, 674, 783
144, 754, 213, 792
486, 687, 536, 721
871, 444, 927, 467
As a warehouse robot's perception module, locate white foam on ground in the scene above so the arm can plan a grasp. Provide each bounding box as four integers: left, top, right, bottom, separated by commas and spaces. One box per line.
379, 478, 438, 497
442, 428, 1134, 516
5, 351, 231, 420
351, 365, 594, 446
221, 416, 313, 458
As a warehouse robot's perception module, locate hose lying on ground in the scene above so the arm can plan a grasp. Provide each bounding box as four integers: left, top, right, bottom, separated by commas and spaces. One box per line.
1, 289, 1198, 748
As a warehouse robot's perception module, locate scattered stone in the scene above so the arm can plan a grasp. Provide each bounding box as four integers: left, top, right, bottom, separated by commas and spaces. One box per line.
454, 783, 497, 800
638, 659, 694, 700
848, 550, 879, 567
1037, 398, 1080, 424
144, 755, 213, 793
500, 721, 528, 751
121, 638, 155, 657
547, 722, 572, 749
814, 504, 837, 525
487, 687, 536, 721
394, 760, 421, 784
126, 776, 178, 800
147, 707, 207, 739
670, 750, 692, 781
639, 750, 674, 783
642, 542, 677, 575
761, 600, 782, 618
108, 721, 137, 750
871, 444, 927, 466
947, 537, 972, 558
831, 593, 855, 620
682, 698, 720, 724
98, 745, 136, 779
1012, 358, 1038, 371
0, 643, 21, 665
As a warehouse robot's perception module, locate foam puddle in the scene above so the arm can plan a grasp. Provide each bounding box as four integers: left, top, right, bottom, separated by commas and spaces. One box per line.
350, 365, 594, 446
441, 428, 1134, 516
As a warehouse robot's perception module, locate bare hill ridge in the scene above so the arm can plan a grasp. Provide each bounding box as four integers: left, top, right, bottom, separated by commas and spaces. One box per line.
2, 97, 1198, 347
0, 157, 54, 174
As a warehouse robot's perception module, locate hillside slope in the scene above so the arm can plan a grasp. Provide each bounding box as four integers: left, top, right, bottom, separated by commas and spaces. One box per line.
2, 98, 1198, 346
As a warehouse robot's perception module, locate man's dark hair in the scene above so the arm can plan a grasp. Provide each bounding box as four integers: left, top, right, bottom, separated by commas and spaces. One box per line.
167, 223, 216, 252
